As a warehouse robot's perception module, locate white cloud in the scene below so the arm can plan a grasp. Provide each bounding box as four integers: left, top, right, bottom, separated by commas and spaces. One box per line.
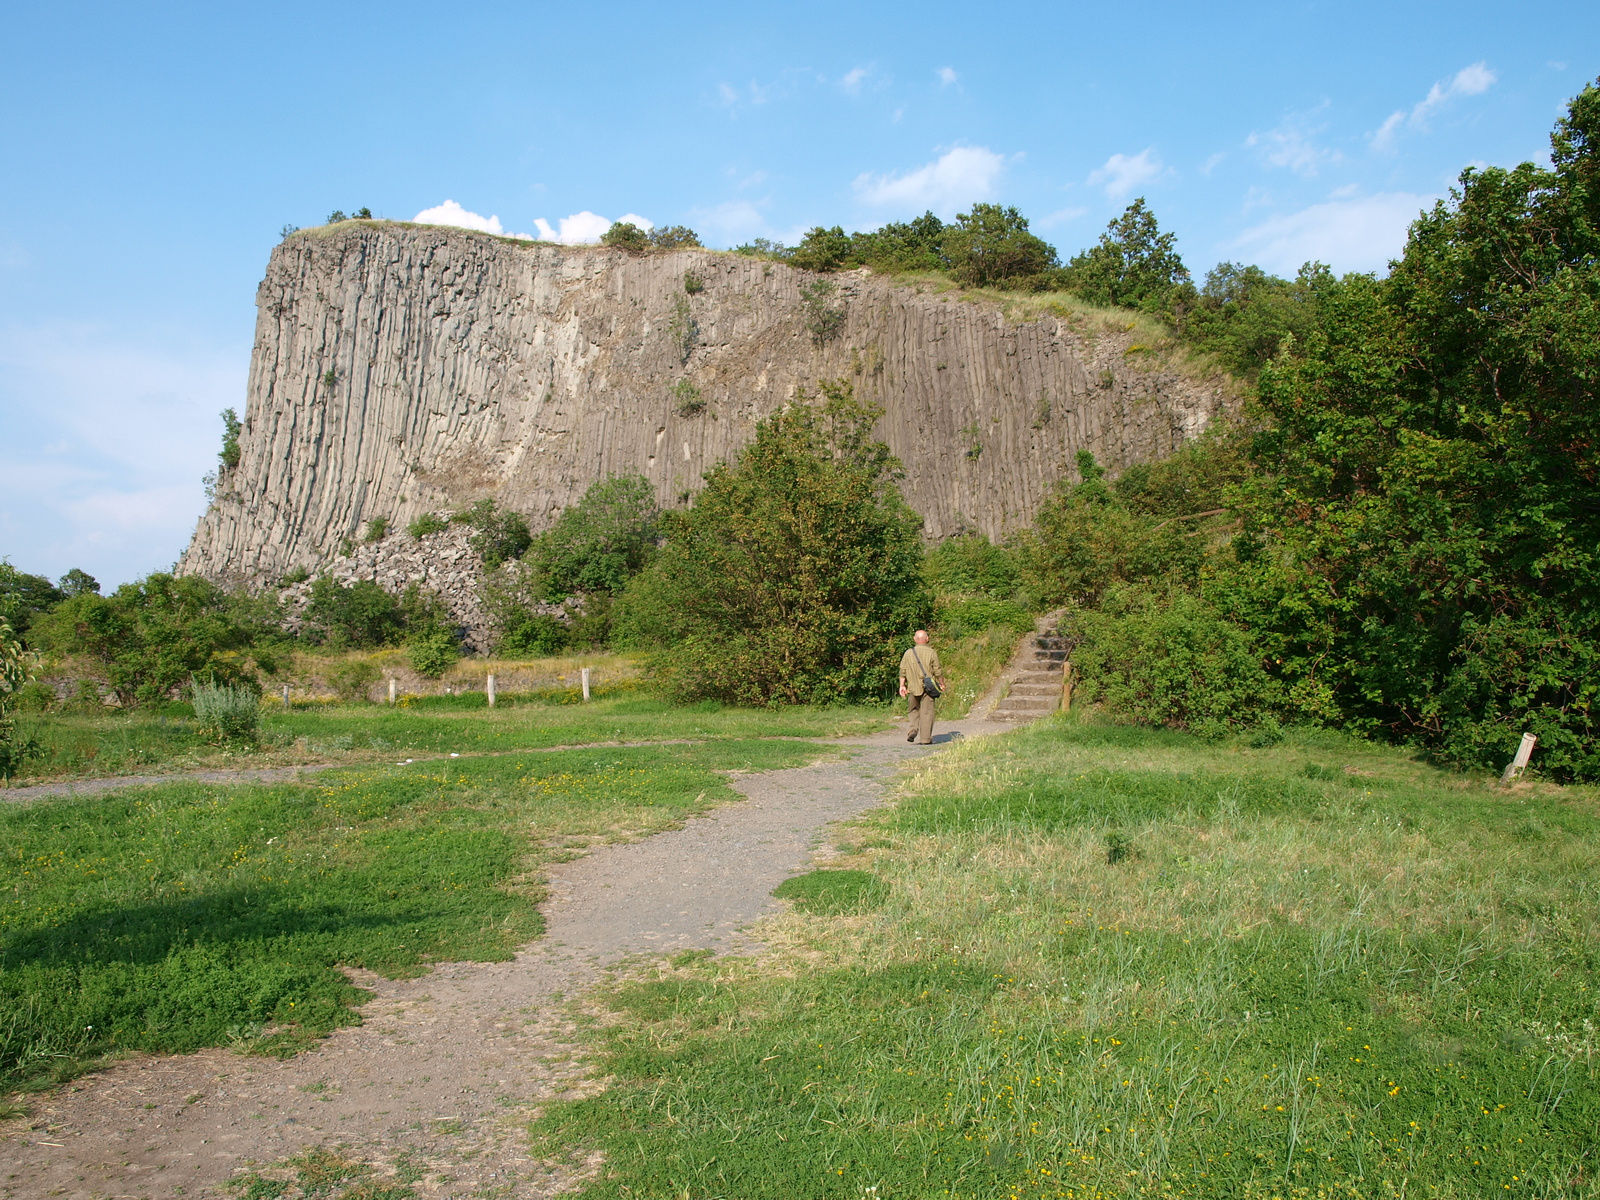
1201, 152, 1226, 176
1087, 149, 1166, 200
531, 211, 652, 244
1247, 104, 1340, 176
840, 66, 869, 93
1227, 191, 1435, 274
936, 66, 957, 86
412, 199, 531, 238
0, 324, 246, 586
853, 146, 1005, 216
1038, 207, 1088, 228
1372, 62, 1498, 152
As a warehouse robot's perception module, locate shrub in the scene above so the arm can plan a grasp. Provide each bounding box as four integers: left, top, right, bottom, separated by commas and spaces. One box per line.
602, 222, 652, 253
649, 225, 701, 251
942, 204, 1058, 290
672, 380, 705, 417
0, 619, 40, 780
925, 535, 1020, 599
669, 294, 698, 363
499, 613, 567, 658
325, 658, 379, 703
189, 676, 261, 744
533, 475, 661, 601
935, 597, 1033, 639
303, 577, 402, 649
406, 632, 459, 678
799, 280, 846, 344
31, 574, 276, 706
408, 512, 449, 539
1070, 585, 1284, 737
454, 499, 533, 568
363, 516, 389, 543
617, 380, 929, 704
682, 271, 705, 294
0, 562, 64, 645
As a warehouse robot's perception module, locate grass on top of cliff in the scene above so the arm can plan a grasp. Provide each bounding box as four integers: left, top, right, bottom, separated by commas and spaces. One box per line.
534, 713, 1600, 1200
0, 735, 831, 1093
5, 692, 896, 784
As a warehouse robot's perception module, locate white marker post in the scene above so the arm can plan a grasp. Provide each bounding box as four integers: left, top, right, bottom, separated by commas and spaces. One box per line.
1500, 732, 1538, 785
580, 667, 592, 702
282, 683, 290, 709
388, 677, 397, 705
487, 673, 497, 708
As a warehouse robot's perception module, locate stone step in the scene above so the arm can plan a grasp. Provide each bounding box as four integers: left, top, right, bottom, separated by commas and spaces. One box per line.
1034, 648, 1068, 662
996, 696, 1058, 712
1011, 669, 1062, 684
1009, 682, 1061, 697
1035, 635, 1066, 650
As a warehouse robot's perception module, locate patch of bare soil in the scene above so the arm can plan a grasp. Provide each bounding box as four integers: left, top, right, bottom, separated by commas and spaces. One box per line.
0, 721, 1002, 1198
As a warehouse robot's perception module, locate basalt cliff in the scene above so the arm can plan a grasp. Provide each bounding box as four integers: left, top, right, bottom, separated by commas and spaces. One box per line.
180, 222, 1229, 630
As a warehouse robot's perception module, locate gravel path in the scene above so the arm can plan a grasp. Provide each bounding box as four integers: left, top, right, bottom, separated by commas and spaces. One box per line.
0, 719, 1005, 1199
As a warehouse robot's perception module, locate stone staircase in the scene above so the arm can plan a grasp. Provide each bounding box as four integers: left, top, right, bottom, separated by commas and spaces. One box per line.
979, 613, 1071, 725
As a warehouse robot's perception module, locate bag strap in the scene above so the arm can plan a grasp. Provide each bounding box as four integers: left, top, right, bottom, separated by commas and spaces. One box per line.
912, 646, 931, 679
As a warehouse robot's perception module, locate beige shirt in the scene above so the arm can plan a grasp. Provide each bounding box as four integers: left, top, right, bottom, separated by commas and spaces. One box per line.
899, 644, 943, 696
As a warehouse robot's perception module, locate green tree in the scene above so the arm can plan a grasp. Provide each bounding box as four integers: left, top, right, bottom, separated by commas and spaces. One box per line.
1237, 78, 1600, 777
0, 617, 40, 779
790, 226, 856, 273
33, 574, 275, 706
303, 577, 403, 648
535, 475, 660, 600
0, 562, 64, 645
454, 498, 533, 568
941, 204, 1058, 290
617, 381, 929, 704
1060, 199, 1190, 310
601, 222, 652, 253
1179, 261, 1330, 376
648, 225, 702, 250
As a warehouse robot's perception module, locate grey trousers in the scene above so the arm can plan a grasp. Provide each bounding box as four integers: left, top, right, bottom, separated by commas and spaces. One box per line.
907, 692, 937, 744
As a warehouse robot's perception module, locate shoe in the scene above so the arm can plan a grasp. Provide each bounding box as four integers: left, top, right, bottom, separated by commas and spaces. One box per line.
906, 731, 916, 742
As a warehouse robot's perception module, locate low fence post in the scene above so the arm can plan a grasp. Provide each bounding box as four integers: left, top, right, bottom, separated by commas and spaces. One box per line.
283, 683, 291, 709
388, 677, 397, 705
487, 673, 497, 708
1500, 732, 1537, 785
1059, 662, 1074, 712
580, 666, 592, 702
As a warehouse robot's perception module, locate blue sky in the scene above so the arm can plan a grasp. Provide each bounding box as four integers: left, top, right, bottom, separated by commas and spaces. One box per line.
2, 0, 1595, 589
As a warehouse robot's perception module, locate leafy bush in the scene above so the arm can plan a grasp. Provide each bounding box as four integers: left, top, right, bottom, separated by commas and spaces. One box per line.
32, 574, 277, 706
649, 225, 701, 251
925, 534, 1019, 599
1071, 585, 1285, 738
406, 632, 459, 678
407, 512, 449, 539
941, 203, 1059, 290
303, 577, 401, 649
799, 280, 846, 344
934, 597, 1033, 639
617, 380, 929, 704
362, 516, 389, 543
601, 222, 651, 253
499, 613, 567, 658
0, 619, 40, 780
0, 562, 64, 645
682, 271, 705, 294
534, 475, 660, 601
672, 380, 705, 417
454, 499, 533, 568
189, 676, 261, 744
325, 658, 379, 703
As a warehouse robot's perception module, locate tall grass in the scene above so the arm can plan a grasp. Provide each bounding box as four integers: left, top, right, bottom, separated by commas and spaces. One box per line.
536, 716, 1600, 1199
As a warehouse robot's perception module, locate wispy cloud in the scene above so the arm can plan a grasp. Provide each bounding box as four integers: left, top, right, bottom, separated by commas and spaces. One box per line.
1228, 190, 1435, 274
840, 66, 870, 94
688, 200, 772, 245
1038, 207, 1088, 228
853, 146, 1005, 216
1087, 149, 1166, 200
0, 324, 245, 586
1372, 62, 1497, 152
1247, 103, 1340, 176
936, 66, 957, 86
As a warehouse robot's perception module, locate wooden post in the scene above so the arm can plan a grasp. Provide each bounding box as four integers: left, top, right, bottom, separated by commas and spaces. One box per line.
282, 683, 291, 709
486, 673, 497, 708
388, 677, 397, 705
1059, 662, 1074, 712
580, 667, 592, 702
1500, 732, 1538, 785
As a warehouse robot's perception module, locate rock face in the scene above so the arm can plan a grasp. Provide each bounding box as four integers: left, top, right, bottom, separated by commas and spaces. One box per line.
180, 222, 1227, 623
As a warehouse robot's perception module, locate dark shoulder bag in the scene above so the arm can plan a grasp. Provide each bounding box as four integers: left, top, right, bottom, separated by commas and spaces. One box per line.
913, 647, 942, 699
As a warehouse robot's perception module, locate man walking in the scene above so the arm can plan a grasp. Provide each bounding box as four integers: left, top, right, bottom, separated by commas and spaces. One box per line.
898, 629, 946, 745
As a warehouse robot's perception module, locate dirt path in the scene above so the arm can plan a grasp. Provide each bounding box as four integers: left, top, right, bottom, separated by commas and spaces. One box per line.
0, 719, 1005, 1199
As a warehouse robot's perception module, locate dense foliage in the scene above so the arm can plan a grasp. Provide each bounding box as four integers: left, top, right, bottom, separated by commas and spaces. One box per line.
617, 382, 929, 704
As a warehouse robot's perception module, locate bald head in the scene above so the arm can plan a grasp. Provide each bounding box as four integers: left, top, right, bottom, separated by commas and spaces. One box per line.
913, 629, 930, 644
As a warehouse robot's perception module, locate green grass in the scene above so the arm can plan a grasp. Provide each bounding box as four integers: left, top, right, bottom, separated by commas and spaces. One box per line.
533, 715, 1600, 1199
7, 694, 894, 783
0, 735, 828, 1091
773, 869, 888, 916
